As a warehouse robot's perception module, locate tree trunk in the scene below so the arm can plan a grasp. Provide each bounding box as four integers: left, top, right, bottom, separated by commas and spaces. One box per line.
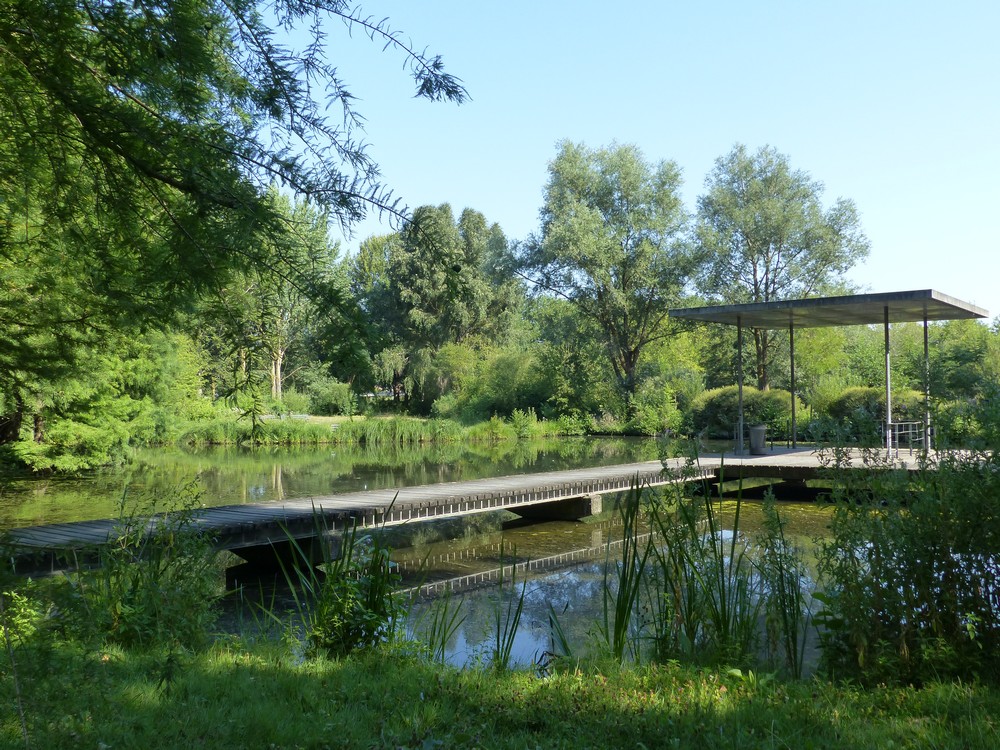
753, 329, 770, 390
271, 349, 284, 401
0, 403, 23, 444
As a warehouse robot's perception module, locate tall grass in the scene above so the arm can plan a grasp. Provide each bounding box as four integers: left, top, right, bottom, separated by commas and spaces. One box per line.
491, 545, 527, 672
179, 415, 335, 445
647, 485, 764, 668
759, 494, 813, 679
409, 591, 466, 664
598, 483, 651, 663
68, 484, 222, 649
276, 511, 402, 659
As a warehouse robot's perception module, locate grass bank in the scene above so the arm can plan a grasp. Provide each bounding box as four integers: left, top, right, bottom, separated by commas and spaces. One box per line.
3, 641, 998, 749
178, 410, 577, 447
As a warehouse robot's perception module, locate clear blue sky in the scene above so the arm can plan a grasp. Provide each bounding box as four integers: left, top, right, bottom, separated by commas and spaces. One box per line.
327, 1, 999, 322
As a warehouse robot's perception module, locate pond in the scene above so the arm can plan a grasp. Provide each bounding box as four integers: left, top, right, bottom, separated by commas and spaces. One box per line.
0, 436, 663, 528
391, 498, 832, 669
1, 437, 832, 668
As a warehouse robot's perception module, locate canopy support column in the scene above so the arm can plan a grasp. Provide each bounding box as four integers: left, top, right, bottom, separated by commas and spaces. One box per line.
884, 305, 892, 454
924, 313, 931, 452
789, 319, 797, 448
737, 314, 744, 455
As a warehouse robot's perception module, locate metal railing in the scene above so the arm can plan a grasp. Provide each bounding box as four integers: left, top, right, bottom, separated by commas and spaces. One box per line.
885, 420, 931, 455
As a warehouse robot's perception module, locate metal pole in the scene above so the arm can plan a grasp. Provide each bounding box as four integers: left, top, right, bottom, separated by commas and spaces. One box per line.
884, 305, 892, 454
737, 314, 744, 456
789, 318, 797, 448
924, 313, 931, 452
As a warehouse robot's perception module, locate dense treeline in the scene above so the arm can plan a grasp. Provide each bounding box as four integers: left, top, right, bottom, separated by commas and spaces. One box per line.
4, 142, 1000, 470
2, 4, 999, 471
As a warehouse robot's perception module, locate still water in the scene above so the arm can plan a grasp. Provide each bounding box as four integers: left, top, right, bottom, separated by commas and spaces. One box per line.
392, 500, 832, 668
1, 437, 831, 666
0, 437, 662, 528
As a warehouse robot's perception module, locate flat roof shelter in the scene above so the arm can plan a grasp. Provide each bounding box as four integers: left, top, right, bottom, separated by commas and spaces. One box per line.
668, 290, 989, 454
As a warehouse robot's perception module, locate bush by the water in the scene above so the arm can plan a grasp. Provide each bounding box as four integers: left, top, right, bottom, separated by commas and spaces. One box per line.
690, 386, 801, 440
825, 386, 924, 437
816, 448, 1000, 685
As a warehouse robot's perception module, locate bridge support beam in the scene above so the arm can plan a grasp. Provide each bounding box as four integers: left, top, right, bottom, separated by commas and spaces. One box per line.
226, 534, 342, 583
510, 493, 603, 522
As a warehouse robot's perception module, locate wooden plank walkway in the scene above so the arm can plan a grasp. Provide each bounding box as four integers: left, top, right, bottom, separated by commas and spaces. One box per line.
5, 459, 698, 568
3, 446, 922, 571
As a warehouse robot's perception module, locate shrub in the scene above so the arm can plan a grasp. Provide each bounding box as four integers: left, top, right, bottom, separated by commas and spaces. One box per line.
307, 376, 356, 416
69, 485, 222, 648
823, 386, 925, 442
689, 386, 800, 440
279, 389, 311, 415
816, 449, 1000, 685
290, 522, 401, 659
625, 381, 683, 436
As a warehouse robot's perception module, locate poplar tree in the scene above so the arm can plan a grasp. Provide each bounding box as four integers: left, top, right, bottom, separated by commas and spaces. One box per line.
523, 141, 694, 411
696, 144, 869, 390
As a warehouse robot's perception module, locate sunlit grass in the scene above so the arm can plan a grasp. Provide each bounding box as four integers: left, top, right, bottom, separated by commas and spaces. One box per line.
4, 641, 998, 749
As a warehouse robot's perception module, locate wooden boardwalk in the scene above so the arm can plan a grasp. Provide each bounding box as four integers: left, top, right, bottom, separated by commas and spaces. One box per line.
4, 446, 920, 572
6, 460, 691, 571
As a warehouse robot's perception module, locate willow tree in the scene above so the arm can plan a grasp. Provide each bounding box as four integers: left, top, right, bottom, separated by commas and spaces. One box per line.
522, 141, 694, 412
696, 144, 869, 390
0, 1, 464, 451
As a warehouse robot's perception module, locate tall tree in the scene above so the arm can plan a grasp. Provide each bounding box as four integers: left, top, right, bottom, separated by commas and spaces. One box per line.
0, 1, 464, 452
396, 204, 511, 350
696, 144, 869, 389
522, 141, 694, 410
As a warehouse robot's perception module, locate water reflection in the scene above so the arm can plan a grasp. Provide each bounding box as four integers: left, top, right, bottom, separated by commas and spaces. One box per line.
397, 499, 833, 668
0, 437, 661, 528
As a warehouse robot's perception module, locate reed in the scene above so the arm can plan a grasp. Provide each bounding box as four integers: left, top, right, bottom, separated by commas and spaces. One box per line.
490, 545, 527, 672
412, 591, 466, 664
758, 493, 813, 679
645, 465, 766, 668
598, 482, 652, 664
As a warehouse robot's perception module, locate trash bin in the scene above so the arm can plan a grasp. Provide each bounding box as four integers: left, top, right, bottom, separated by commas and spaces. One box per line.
749, 424, 767, 455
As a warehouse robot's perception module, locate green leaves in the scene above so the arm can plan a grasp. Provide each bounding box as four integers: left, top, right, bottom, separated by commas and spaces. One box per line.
524, 141, 693, 406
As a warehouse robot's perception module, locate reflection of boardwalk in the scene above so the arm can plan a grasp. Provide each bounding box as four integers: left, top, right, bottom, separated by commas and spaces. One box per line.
399, 529, 650, 600
5, 447, 924, 571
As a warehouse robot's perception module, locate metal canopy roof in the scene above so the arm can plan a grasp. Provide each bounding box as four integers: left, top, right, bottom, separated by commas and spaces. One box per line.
668, 289, 988, 329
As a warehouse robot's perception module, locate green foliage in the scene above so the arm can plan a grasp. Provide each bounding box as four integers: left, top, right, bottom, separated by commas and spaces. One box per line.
331, 417, 464, 446
67, 485, 222, 648
696, 144, 869, 389
1, 1, 464, 468
647, 488, 765, 668
304, 375, 356, 416
816, 449, 1000, 685
5, 638, 1000, 749
758, 496, 813, 679
491, 547, 527, 672
397, 205, 515, 351
933, 387, 1000, 450
5, 330, 219, 471
522, 140, 695, 402
690, 386, 800, 439
624, 380, 683, 436
598, 487, 651, 663
284, 520, 402, 659
410, 592, 466, 665
822, 386, 925, 442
